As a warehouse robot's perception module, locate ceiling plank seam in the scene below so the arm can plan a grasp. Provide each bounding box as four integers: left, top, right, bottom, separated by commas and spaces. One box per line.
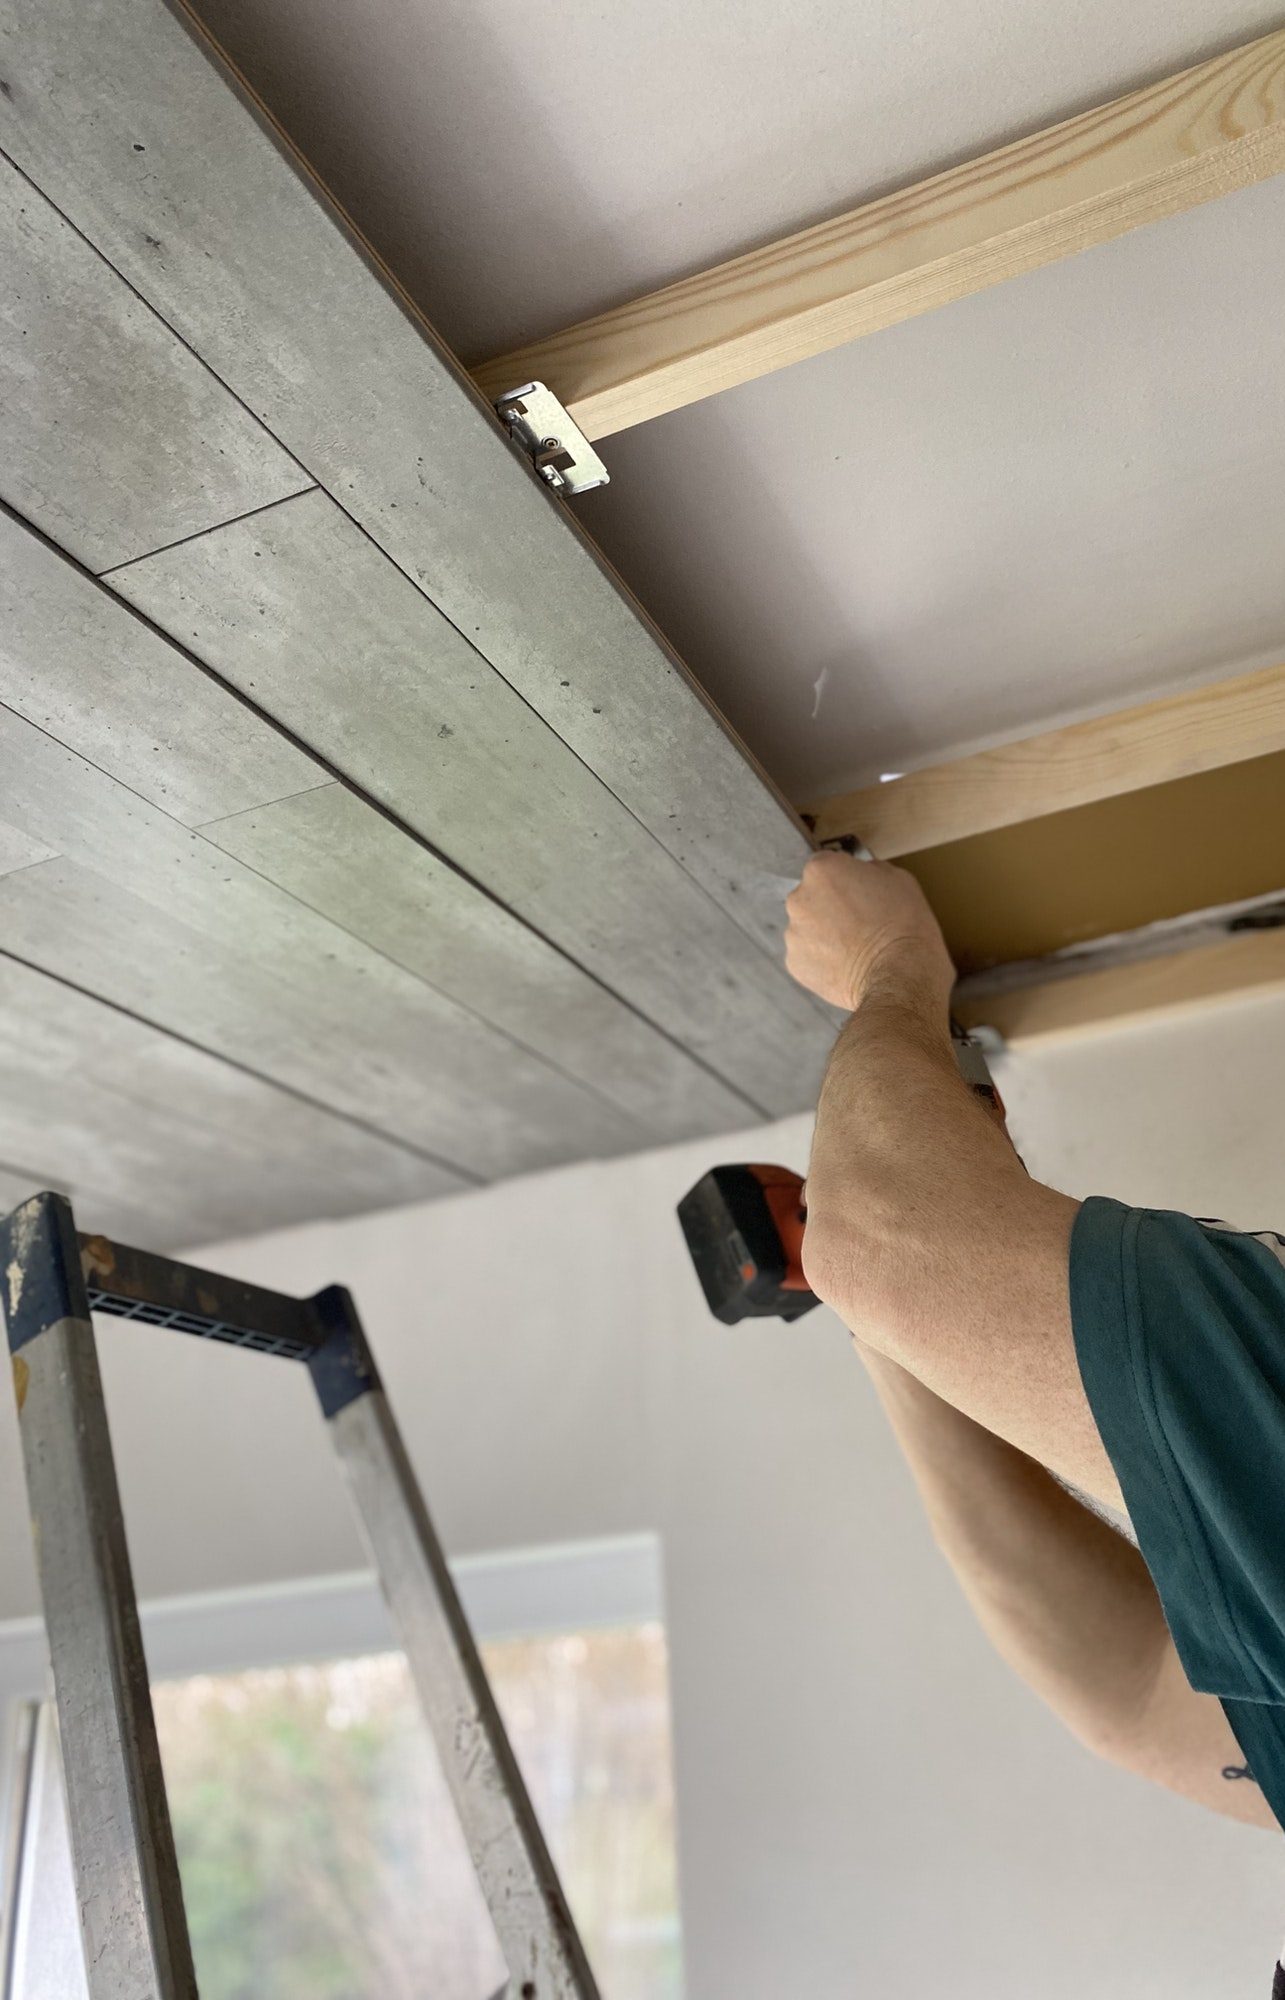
2, 498, 774, 1125
0, 0, 821, 972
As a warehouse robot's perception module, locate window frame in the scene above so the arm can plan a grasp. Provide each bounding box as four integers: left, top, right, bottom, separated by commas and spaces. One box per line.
0, 1531, 666, 1992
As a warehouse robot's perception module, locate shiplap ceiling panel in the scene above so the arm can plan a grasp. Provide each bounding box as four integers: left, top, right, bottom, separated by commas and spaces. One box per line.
110, 488, 833, 1112
0, 508, 327, 827
0, 0, 845, 1243
0, 851, 465, 1188
0, 704, 648, 1179
0, 818, 55, 877
3, 502, 761, 1141
0, 154, 307, 574
0, 1161, 189, 1254
0, 0, 814, 964
199, 783, 753, 1142
0, 955, 464, 1247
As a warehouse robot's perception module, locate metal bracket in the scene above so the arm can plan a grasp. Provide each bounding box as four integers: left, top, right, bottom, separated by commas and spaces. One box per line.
493, 381, 609, 496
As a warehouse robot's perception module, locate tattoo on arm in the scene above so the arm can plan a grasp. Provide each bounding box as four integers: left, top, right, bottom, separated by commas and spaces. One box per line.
1222, 1762, 1259, 1784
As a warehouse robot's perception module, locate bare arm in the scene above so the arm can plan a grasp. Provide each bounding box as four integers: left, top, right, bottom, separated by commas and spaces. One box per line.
786, 851, 1274, 1829
858, 1342, 1274, 1827
787, 853, 1120, 1509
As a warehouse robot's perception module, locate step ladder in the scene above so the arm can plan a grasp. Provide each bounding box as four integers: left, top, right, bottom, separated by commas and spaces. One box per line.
0, 1190, 601, 2000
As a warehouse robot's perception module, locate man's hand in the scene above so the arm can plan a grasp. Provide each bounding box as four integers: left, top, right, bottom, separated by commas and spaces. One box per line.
784, 851, 955, 1013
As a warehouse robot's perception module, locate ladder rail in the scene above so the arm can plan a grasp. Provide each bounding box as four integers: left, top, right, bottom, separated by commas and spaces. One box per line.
0, 1191, 601, 2000
330, 1386, 599, 1999
2, 1195, 198, 2000
310, 1283, 601, 1999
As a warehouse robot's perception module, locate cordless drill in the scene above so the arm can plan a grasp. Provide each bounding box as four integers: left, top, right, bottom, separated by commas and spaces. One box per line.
677, 1026, 1002, 1325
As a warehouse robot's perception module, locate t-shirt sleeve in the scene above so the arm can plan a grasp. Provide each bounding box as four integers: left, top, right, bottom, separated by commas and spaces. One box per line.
1070, 1195, 1285, 1706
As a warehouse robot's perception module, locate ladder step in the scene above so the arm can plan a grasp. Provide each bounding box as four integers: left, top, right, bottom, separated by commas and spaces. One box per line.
78, 1232, 322, 1358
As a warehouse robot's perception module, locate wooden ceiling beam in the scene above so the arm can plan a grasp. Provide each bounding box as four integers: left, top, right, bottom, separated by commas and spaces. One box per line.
805, 668, 1285, 994
954, 925, 1285, 1047
805, 661, 1285, 857
897, 749, 1285, 975
473, 28, 1285, 439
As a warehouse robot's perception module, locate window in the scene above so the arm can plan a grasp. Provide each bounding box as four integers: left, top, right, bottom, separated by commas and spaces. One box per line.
0, 1540, 683, 1999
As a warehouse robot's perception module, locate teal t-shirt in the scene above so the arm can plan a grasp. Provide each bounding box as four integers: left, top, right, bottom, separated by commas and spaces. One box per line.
1071, 1196, 1285, 1825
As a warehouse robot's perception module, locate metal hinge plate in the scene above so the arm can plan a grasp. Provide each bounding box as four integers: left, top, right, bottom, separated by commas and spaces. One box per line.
493, 381, 609, 496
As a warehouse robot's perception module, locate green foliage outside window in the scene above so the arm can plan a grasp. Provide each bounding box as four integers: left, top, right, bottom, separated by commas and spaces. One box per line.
153, 1626, 682, 2000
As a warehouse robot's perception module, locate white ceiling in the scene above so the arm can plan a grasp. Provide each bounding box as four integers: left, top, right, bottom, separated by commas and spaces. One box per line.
196, 0, 1285, 799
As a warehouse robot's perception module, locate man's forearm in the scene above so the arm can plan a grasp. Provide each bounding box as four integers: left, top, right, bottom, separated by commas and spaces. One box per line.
786, 853, 1276, 1829
857, 1342, 1169, 1758
803, 966, 1123, 1511
805, 968, 1036, 1312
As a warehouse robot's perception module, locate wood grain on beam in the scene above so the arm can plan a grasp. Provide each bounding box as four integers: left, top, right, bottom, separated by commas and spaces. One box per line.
954, 926, 1285, 1046
473, 29, 1285, 438
806, 662, 1285, 856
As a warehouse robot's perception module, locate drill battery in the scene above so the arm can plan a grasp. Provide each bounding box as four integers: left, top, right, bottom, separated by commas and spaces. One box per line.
677, 1164, 818, 1324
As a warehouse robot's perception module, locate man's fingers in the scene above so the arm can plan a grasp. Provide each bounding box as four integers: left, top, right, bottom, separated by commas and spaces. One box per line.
783, 850, 955, 1011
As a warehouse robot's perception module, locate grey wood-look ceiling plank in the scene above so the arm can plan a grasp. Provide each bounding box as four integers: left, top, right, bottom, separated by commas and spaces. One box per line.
109, 489, 833, 1113
0, 148, 309, 574
0, 819, 54, 876
0, 507, 328, 827
0, 0, 814, 963
0, 1159, 177, 1252
0, 953, 466, 1247
199, 783, 753, 1142
3, 508, 769, 1135
0, 717, 647, 1178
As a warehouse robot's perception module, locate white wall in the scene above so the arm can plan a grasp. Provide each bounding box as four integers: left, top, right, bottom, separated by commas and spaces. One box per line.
4, 987, 1285, 1995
